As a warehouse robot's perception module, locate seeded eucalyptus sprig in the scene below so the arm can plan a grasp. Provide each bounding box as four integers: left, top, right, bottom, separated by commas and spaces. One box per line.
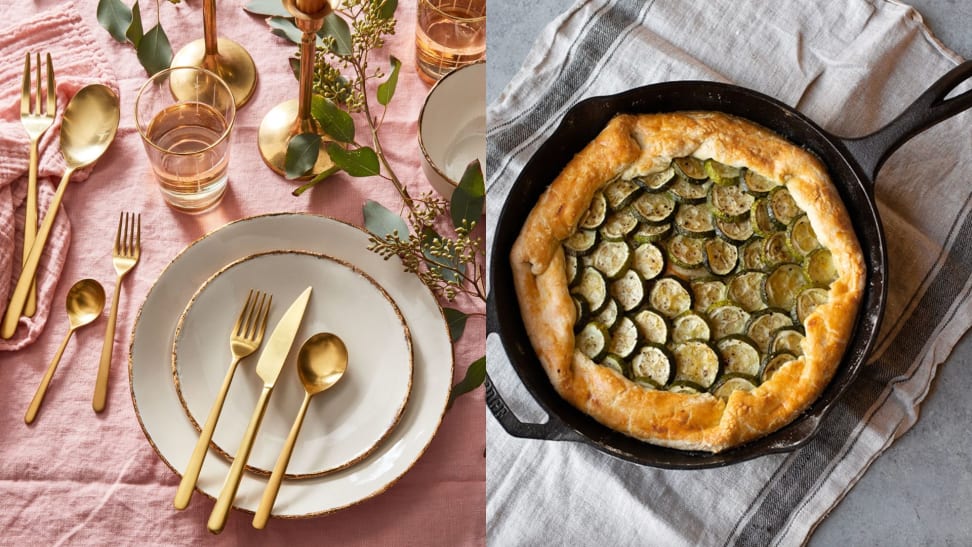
245, 0, 487, 406
97, 0, 175, 75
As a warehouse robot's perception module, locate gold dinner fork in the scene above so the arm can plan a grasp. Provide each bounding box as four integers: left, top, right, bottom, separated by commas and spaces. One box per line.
92, 212, 141, 412
20, 52, 56, 317
174, 290, 272, 510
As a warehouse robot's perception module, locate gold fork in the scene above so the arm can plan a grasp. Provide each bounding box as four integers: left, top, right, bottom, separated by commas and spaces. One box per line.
20, 52, 56, 317
93, 212, 141, 412
174, 290, 272, 510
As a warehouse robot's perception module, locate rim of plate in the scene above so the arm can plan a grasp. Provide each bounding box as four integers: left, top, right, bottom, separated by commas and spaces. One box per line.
127, 212, 454, 518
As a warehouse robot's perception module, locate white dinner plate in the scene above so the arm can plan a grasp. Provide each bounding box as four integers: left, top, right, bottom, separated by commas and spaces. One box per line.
129, 214, 453, 518
172, 250, 413, 478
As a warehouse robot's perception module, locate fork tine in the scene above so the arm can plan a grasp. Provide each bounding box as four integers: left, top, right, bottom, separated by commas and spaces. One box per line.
114, 212, 123, 254
45, 53, 55, 115
234, 290, 255, 337
34, 53, 41, 115
125, 212, 134, 256
135, 213, 141, 253
257, 294, 272, 340
21, 52, 30, 116
248, 292, 267, 339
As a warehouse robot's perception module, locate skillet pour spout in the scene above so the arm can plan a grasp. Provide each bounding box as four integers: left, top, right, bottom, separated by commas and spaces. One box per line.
487, 60, 972, 469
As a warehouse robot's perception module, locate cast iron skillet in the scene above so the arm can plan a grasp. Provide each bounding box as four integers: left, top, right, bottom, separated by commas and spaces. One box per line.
486, 61, 972, 469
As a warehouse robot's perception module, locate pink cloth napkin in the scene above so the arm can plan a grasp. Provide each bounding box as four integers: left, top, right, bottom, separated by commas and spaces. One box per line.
0, 6, 118, 351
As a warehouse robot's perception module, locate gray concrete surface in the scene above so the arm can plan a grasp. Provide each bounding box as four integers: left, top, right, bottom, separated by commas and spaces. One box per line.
486, 1, 972, 544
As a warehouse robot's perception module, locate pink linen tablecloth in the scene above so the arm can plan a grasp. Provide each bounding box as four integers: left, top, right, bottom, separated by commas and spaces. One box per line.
0, 1, 485, 545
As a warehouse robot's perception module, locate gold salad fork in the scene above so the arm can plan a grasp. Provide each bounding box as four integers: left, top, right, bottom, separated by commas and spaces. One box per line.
92, 212, 141, 412
20, 52, 56, 317
174, 290, 272, 510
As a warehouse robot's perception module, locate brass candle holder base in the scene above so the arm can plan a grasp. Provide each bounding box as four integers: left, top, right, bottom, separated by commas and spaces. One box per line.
258, 99, 335, 178
171, 37, 257, 108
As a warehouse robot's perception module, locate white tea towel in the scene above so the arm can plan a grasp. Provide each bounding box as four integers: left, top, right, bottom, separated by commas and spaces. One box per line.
485, 1, 971, 545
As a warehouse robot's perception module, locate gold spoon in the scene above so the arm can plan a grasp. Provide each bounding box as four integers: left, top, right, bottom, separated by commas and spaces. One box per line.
252, 332, 348, 529
25, 279, 105, 424
1, 84, 120, 339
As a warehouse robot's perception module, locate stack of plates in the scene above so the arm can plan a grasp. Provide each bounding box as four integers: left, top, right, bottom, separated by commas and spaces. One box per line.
129, 214, 453, 518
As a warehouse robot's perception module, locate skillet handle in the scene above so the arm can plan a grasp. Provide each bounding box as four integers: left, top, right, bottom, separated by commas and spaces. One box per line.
841, 60, 972, 184
486, 373, 585, 442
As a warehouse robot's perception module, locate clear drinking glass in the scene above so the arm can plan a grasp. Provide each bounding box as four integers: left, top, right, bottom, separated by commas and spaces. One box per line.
135, 66, 236, 213
415, 0, 486, 84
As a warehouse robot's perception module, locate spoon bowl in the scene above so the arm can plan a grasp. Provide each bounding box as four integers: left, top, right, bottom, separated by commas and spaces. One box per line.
25, 279, 105, 424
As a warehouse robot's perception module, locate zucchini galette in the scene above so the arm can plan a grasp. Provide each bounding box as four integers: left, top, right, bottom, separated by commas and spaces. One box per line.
511, 111, 865, 452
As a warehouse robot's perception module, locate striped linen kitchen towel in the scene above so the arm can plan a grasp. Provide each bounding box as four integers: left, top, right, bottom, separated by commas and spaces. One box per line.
485, 0, 972, 545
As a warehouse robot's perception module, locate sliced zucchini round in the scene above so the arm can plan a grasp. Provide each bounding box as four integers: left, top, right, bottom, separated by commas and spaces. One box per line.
668, 380, 706, 394
716, 335, 761, 376
579, 191, 608, 229
603, 178, 642, 210
715, 216, 755, 243
593, 298, 619, 330
690, 278, 728, 313
711, 374, 758, 400
599, 353, 628, 375
727, 270, 767, 312
576, 321, 610, 362
672, 311, 711, 343
635, 167, 676, 192
762, 232, 795, 267
631, 192, 677, 225
761, 351, 797, 382
704, 237, 738, 276
632, 222, 673, 244
787, 214, 820, 257
565, 252, 581, 286
795, 287, 829, 323
649, 277, 693, 318
672, 340, 722, 389
633, 376, 663, 390
751, 198, 780, 237
771, 327, 805, 356
670, 177, 712, 203
805, 248, 838, 286
630, 343, 675, 387
704, 159, 741, 185
571, 266, 609, 314
608, 315, 641, 359
667, 233, 706, 269
708, 183, 754, 221
673, 157, 707, 181
763, 263, 808, 310
571, 296, 590, 331
564, 229, 598, 256
591, 240, 632, 280
675, 203, 716, 236
600, 210, 639, 241
746, 309, 793, 353
707, 302, 751, 339
632, 242, 665, 281
742, 169, 780, 195
768, 187, 801, 226
739, 237, 767, 271
610, 269, 646, 312
631, 308, 669, 345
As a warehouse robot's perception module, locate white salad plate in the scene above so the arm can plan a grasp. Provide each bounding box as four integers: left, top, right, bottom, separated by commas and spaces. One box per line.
172, 250, 413, 478
129, 214, 453, 517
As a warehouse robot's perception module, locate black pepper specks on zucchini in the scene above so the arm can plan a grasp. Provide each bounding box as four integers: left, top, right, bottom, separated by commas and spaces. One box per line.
672, 341, 722, 389
579, 191, 608, 229
635, 167, 676, 192
610, 269, 646, 312
649, 277, 693, 318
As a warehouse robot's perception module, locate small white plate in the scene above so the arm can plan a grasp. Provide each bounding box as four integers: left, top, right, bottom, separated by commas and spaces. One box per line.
129, 214, 453, 518
172, 250, 413, 478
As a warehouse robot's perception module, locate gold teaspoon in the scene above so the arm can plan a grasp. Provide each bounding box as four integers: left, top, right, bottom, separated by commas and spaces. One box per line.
25, 279, 105, 424
252, 332, 348, 529
1, 84, 119, 339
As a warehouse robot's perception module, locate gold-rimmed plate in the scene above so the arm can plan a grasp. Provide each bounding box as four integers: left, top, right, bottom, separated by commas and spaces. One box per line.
129, 214, 453, 518
172, 250, 413, 479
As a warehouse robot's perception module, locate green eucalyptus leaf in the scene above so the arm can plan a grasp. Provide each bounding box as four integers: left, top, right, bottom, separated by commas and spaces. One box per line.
377, 0, 398, 19
292, 165, 340, 196
448, 356, 486, 409
443, 307, 468, 341
268, 16, 303, 44
137, 25, 173, 75
326, 143, 380, 177
311, 96, 355, 143
288, 57, 301, 80
321, 13, 352, 56
376, 55, 401, 106
243, 0, 291, 17
451, 159, 485, 229
126, 0, 144, 47
285, 133, 322, 179
363, 200, 410, 241
97, 0, 133, 42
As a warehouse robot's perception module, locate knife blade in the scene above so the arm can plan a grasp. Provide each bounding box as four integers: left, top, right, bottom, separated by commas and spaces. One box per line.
207, 285, 312, 534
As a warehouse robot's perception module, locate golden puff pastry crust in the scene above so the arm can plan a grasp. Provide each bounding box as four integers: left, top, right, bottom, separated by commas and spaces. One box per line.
510, 112, 865, 453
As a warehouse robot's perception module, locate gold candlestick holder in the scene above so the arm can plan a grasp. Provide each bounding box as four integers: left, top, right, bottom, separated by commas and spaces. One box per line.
171, 0, 257, 108
259, 0, 334, 178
